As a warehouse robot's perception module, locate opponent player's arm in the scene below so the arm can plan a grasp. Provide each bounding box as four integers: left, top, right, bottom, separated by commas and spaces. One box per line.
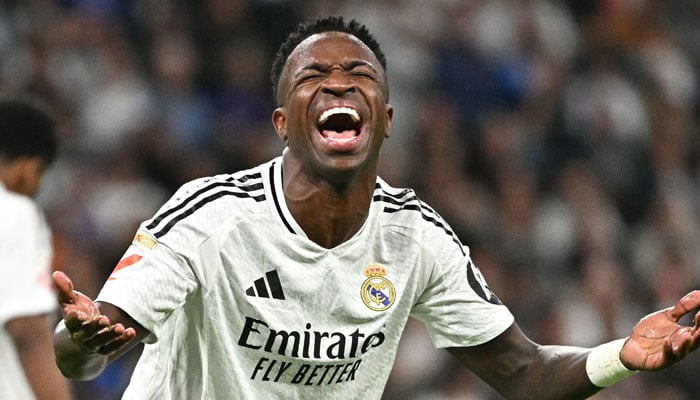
53, 272, 150, 380
449, 290, 700, 400
7, 314, 73, 400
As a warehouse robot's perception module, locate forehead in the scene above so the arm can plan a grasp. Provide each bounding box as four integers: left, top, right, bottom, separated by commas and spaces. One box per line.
285, 31, 381, 72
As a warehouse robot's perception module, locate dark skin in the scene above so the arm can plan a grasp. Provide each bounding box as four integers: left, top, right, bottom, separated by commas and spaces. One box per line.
53, 31, 700, 398
272, 31, 392, 248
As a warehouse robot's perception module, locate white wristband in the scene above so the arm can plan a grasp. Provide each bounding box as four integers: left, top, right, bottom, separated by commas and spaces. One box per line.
586, 338, 638, 387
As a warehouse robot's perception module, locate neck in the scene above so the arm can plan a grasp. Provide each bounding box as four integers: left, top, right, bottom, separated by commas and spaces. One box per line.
0, 158, 38, 197
282, 156, 376, 249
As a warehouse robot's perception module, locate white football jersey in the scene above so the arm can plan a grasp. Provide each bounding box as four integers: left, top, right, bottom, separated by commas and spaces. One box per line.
97, 157, 514, 399
0, 183, 56, 400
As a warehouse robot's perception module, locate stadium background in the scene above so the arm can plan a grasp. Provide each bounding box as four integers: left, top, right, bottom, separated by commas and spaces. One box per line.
2, 0, 699, 399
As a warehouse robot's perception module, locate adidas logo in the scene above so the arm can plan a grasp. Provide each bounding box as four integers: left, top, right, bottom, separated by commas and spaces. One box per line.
246, 270, 286, 300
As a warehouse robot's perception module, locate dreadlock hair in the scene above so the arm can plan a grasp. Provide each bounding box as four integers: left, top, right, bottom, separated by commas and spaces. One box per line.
270, 15, 387, 104
0, 96, 58, 164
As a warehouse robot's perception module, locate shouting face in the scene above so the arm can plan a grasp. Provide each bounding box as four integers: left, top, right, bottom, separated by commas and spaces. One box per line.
273, 31, 393, 183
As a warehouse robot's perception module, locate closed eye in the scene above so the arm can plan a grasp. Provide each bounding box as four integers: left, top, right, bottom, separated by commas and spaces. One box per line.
294, 73, 326, 88
351, 71, 376, 80
300, 74, 323, 82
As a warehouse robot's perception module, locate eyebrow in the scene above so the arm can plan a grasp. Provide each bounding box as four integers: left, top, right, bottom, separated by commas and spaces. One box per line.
295, 60, 378, 77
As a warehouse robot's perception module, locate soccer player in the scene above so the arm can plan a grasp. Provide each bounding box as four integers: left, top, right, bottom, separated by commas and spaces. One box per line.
53, 16, 700, 399
0, 97, 73, 400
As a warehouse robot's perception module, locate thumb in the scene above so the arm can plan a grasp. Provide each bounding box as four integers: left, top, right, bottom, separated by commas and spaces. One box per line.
668, 291, 700, 322
53, 271, 77, 305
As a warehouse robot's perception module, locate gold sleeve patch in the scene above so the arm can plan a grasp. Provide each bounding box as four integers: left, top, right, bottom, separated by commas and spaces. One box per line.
133, 232, 156, 250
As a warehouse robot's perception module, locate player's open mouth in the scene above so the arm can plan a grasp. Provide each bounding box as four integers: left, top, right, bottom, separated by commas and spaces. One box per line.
316, 106, 362, 144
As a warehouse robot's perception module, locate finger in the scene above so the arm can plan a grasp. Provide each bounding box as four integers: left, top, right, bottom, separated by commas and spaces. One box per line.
53, 271, 77, 305
658, 336, 681, 368
84, 324, 135, 354
674, 328, 692, 354
101, 326, 136, 353
82, 326, 119, 349
63, 304, 97, 325
690, 321, 700, 352
63, 307, 93, 330
69, 319, 115, 351
78, 315, 112, 338
668, 291, 700, 321
64, 313, 87, 331
97, 338, 130, 354
679, 337, 691, 360
65, 313, 109, 337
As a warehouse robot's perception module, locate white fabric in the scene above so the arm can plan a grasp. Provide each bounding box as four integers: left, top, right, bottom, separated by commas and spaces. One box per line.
586, 338, 638, 387
97, 157, 514, 399
0, 183, 56, 400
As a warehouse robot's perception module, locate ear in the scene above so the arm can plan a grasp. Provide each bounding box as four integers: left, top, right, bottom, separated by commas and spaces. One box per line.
384, 104, 394, 139
272, 107, 288, 142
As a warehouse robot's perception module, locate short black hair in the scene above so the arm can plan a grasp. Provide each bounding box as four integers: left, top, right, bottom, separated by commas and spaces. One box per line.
270, 15, 387, 104
0, 97, 58, 164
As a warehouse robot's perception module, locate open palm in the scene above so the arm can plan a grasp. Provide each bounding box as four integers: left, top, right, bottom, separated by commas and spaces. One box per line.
621, 291, 700, 370
53, 271, 135, 354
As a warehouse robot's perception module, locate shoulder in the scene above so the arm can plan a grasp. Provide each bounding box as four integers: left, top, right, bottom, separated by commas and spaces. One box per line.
373, 178, 466, 257
171, 169, 265, 205
0, 187, 43, 230
142, 163, 269, 241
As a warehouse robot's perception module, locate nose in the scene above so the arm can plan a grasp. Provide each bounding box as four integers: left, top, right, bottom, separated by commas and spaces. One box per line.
321, 69, 356, 96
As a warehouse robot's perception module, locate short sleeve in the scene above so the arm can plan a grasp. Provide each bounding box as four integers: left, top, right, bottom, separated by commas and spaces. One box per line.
410, 255, 514, 348
96, 231, 199, 342
0, 198, 55, 325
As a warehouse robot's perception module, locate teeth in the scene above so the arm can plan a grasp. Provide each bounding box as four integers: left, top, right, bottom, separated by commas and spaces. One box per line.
318, 107, 360, 124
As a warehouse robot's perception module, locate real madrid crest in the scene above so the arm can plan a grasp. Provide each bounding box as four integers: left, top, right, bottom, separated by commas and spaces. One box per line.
361, 263, 396, 311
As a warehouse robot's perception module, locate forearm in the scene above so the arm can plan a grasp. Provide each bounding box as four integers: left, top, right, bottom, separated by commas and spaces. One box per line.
8, 316, 73, 400
449, 324, 632, 400
53, 320, 109, 380
21, 346, 74, 400
500, 344, 599, 400
479, 342, 638, 400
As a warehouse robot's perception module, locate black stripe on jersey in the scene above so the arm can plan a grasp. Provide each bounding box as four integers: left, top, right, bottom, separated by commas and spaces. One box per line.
266, 270, 286, 300
147, 173, 263, 231
374, 187, 466, 256
147, 173, 264, 238
467, 260, 502, 305
152, 189, 265, 238
146, 173, 262, 231
269, 163, 295, 234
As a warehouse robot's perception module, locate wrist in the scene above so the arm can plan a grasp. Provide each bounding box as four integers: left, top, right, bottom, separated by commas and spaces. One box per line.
586, 338, 638, 387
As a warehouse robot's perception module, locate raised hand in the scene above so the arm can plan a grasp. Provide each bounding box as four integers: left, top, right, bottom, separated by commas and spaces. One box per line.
53, 271, 136, 355
621, 290, 700, 370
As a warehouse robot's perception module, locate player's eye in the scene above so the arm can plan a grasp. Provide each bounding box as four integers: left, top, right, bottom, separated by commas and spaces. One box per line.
299, 72, 324, 83
350, 70, 377, 81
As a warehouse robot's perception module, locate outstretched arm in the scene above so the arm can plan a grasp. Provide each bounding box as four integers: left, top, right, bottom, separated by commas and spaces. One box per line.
449, 323, 598, 400
448, 290, 700, 400
52, 271, 149, 380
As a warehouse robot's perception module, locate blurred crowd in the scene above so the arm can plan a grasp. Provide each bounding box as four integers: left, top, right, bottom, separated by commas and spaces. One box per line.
2, 0, 699, 399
